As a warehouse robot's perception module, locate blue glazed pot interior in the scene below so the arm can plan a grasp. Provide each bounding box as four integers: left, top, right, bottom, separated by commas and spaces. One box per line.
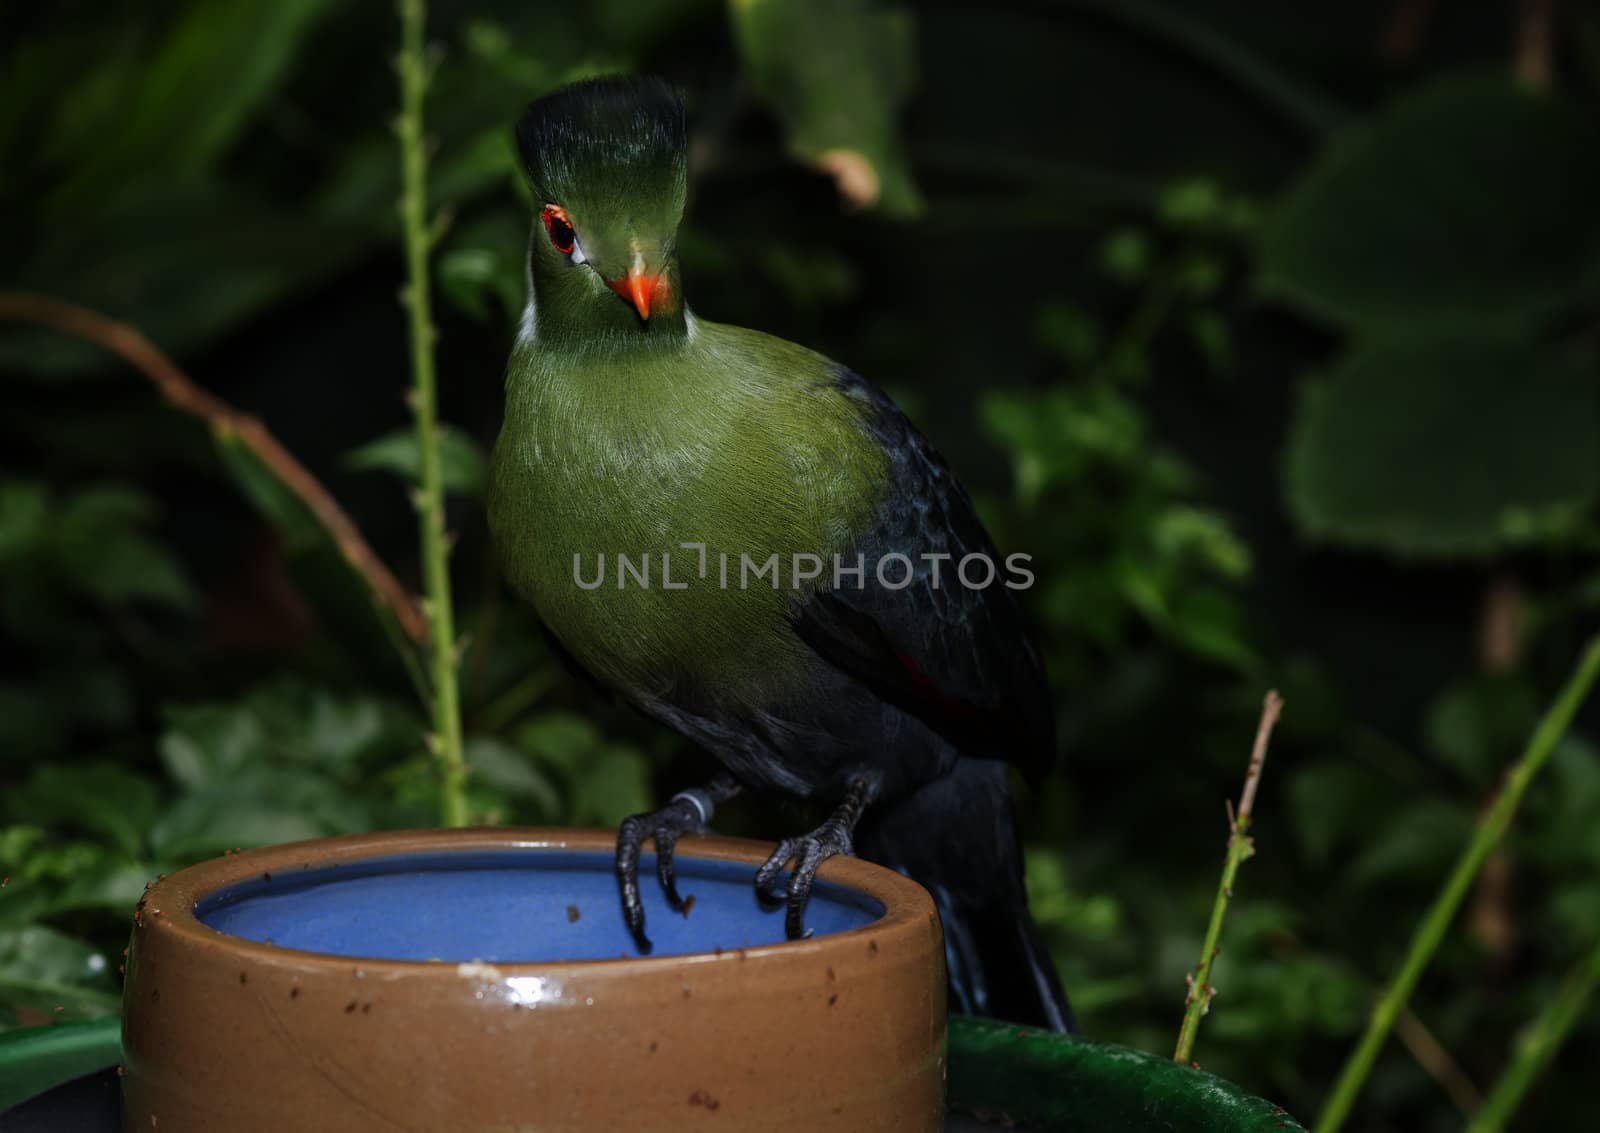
194, 848, 883, 962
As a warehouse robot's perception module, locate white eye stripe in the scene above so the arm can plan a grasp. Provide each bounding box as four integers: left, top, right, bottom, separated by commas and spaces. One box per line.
567, 237, 587, 265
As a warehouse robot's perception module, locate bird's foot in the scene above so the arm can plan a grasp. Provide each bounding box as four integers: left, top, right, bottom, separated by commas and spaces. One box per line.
754, 774, 878, 940
616, 773, 741, 950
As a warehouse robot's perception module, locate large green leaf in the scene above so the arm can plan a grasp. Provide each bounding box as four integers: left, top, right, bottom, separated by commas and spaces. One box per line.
730, 0, 922, 216
345, 428, 490, 497
565, 745, 653, 826
981, 385, 1151, 508
234, 680, 404, 773
159, 682, 415, 789
1425, 674, 1540, 787
1289, 762, 1398, 869
438, 212, 529, 323
1523, 737, 1600, 872
2, 181, 361, 375
0, 838, 163, 926
147, 770, 372, 860
159, 703, 269, 791
514, 711, 604, 775
1260, 75, 1600, 332
1347, 797, 1473, 889
36, 860, 164, 922
0, 482, 194, 612
512, 712, 651, 825
1284, 338, 1600, 556
43, 0, 337, 195
53, 486, 195, 609
211, 431, 324, 551
1, 3, 349, 371
463, 736, 562, 821
3, 765, 161, 860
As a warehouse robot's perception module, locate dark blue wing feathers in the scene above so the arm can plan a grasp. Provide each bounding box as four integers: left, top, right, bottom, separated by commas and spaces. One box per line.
791, 370, 1057, 783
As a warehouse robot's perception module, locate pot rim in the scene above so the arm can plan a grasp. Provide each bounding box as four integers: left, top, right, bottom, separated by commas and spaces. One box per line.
133, 826, 938, 977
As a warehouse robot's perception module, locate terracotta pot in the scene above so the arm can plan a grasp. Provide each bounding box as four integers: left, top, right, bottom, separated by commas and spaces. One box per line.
121, 827, 946, 1132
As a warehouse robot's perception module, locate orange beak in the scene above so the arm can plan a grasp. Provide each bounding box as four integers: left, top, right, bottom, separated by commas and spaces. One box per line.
606, 250, 667, 321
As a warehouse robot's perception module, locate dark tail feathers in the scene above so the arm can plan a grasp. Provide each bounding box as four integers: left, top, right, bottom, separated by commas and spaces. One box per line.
857, 757, 1075, 1033
934, 880, 1074, 1032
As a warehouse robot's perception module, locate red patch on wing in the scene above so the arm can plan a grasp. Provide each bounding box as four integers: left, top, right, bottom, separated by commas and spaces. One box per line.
895, 651, 977, 719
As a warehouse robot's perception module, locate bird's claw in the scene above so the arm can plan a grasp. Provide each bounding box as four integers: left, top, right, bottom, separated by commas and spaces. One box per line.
615, 795, 706, 951
754, 774, 876, 940
755, 818, 857, 941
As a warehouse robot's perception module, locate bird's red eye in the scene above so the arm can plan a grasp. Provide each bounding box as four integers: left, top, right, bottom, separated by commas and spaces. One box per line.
541, 205, 576, 254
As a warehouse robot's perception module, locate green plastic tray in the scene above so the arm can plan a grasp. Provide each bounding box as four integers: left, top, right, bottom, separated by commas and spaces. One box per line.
947, 1017, 1304, 1130
0, 1019, 120, 1114
0, 1016, 1303, 1130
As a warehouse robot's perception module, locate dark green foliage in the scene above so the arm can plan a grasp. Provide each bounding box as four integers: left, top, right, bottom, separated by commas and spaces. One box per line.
731, 0, 921, 215
1, 482, 194, 632
0, 927, 121, 1026
1268, 75, 1600, 564
1260, 76, 1600, 333
345, 429, 490, 497
0, 0, 361, 375
4, 2, 1600, 1129
1285, 338, 1600, 555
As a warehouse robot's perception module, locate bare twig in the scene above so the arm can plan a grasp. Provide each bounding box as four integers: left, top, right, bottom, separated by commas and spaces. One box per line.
1237, 690, 1280, 821
1469, 844, 1516, 966
0, 292, 427, 645
1471, 575, 1524, 965
1394, 1007, 1484, 1117
1379, 0, 1437, 63
1477, 573, 1525, 674
1173, 689, 1283, 1064
1513, 0, 1556, 90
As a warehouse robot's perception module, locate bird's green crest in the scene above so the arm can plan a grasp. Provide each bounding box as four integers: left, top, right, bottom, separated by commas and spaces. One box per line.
516, 75, 686, 217
515, 76, 689, 342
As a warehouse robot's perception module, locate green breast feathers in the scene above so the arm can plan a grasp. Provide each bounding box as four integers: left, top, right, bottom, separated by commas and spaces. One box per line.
488, 315, 887, 704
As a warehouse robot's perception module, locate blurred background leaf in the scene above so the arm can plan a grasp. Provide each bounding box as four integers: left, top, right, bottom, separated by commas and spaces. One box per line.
345, 429, 489, 497
0, 926, 121, 1025
1260, 75, 1600, 334
1284, 337, 1600, 556
3, 3, 1600, 1129
730, 0, 922, 215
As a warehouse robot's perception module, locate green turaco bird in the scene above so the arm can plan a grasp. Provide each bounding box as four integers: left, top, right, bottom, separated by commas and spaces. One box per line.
488, 75, 1072, 1030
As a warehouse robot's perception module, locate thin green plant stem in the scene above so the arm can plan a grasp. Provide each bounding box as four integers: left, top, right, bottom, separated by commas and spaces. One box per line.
1315, 635, 1600, 1133
1392, 1008, 1482, 1117
1089, 245, 1190, 389
1174, 689, 1283, 1064
1465, 936, 1600, 1133
395, 0, 466, 828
